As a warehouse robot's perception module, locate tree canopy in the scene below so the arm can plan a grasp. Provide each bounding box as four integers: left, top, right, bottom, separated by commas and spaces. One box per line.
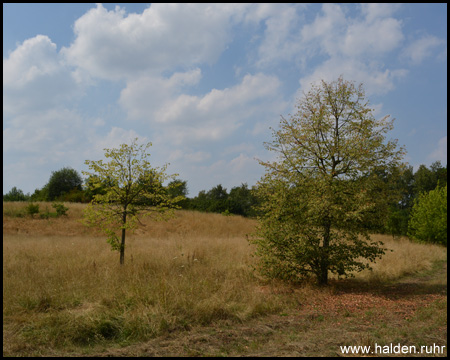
47, 167, 83, 201
83, 138, 183, 264
251, 76, 406, 285
408, 184, 447, 246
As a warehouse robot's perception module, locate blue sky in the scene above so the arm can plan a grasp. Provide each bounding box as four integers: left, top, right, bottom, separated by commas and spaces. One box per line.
3, 3, 447, 197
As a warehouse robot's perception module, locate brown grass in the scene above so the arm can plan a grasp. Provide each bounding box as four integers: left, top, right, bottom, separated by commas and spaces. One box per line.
3, 202, 447, 356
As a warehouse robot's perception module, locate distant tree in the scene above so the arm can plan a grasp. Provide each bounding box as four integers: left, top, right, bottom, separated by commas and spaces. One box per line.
408, 184, 447, 246
190, 190, 209, 212
3, 186, 28, 201
380, 164, 414, 237
167, 179, 188, 198
251, 76, 405, 285
166, 179, 189, 208
189, 184, 229, 213
430, 161, 447, 187
83, 138, 183, 265
206, 184, 228, 213
30, 184, 49, 202
414, 164, 437, 195
228, 183, 259, 217
47, 167, 83, 201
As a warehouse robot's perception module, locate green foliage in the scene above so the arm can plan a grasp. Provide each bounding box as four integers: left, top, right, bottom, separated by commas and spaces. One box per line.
25, 203, 40, 216
250, 76, 405, 285
30, 184, 49, 202
384, 205, 409, 238
408, 184, 447, 246
52, 202, 69, 216
383, 162, 446, 237
47, 167, 83, 201
3, 186, 28, 201
228, 183, 260, 217
188, 183, 259, 217
39, 207, 59, 219
221, 209, 232, 216
83, 138, 183, 264
413, 161, 446, 196
56, 188, 89, 203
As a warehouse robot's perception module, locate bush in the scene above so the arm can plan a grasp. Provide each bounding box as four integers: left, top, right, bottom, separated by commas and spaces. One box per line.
408, 184, 447, 246
52, 203, 69, 216
26, 203, 40, 217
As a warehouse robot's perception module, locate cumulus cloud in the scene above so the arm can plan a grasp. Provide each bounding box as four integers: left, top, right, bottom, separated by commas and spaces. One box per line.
255, 4, 307, 67
3, 35, 81, 115
279, 4, 406, 98
120, 72, 287, 145
360, 3, 401, 23
62, 3, 248, 81
119, 69, 202, 120
342, 17, 403, 57
298, 57, 408, 97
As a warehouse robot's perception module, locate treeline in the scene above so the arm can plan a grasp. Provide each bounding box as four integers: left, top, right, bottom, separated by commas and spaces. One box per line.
3, 167, 259, 217
186, 183, 259, 217
379, 161, 446, 238
3, 161, 447, 229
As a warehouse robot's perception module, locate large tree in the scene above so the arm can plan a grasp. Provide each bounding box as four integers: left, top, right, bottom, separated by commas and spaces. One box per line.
251, 76, 405, 285
83, 139, 183, 265
47, 167, 83, 201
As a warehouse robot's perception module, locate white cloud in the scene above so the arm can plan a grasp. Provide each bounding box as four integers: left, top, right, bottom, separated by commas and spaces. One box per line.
342, 17, 403, 57
62, 3, 247, 81
360, 3, 401, 23
299, 4, 404, 60
168, 149, 211, 163
298, 57, 408, 97
300, 3, 347, 58
120, 72, 287, 145
272, 4, 408, 100
84, 127, 148, 163
3, 35, 81, 115
255, 4, 306, 67
428, 136, 447, 164
119, 69, 202, 120
4, 108, 85, 157
402, 35, 446, 65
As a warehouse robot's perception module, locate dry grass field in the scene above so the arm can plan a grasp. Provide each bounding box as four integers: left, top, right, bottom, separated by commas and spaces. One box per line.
3, 202, 447, 357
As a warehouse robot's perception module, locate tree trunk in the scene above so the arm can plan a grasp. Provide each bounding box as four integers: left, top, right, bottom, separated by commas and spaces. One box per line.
318, 261, 328, 286
120, 210, 127, 265
318, 219, 331, 286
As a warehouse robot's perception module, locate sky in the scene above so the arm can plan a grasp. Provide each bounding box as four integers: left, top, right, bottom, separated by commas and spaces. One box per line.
3, 3, 447, 197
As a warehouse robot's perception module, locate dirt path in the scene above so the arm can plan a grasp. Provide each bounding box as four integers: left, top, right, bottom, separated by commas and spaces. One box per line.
81, 262, 447, 357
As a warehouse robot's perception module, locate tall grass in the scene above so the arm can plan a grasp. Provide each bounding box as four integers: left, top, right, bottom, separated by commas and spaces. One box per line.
3, 203, 447, 353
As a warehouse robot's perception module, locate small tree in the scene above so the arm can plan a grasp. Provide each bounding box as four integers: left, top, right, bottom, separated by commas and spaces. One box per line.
408, 184, 447, 246
251, 76, 405, 285
83, 138, 183, 265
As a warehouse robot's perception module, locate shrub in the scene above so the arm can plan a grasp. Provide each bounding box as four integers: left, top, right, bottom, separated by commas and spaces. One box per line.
52, 203, 69, 217
408, 184, 447, 246
25, 203, 40, 217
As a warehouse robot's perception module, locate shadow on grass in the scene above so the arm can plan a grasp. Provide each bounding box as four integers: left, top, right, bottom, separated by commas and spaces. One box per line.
329, 262, 447, 299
